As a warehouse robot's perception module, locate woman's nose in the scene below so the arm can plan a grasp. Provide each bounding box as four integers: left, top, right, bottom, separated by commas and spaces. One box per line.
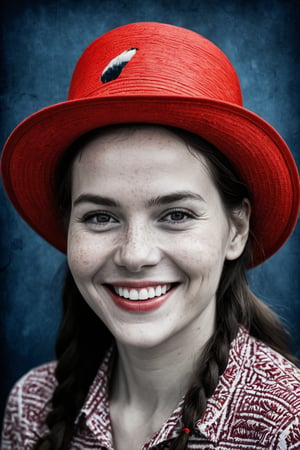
113, 225, 161, 272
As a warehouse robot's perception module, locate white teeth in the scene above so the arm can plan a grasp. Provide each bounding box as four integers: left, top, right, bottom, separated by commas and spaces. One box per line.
129, 289, 139, 300
139, 289, 149, 300
148, 287, 156, 298
155, 286, 162, 296
113, 284, 171, 301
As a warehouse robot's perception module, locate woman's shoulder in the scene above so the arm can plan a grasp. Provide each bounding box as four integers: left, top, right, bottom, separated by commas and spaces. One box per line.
202, 329, 300, 447
10, 360, 58, 402
231, 329, 300, 398
1, 361, 57, 449
246, 332, 300, 389
235, 330, 300, 420
223, 328, 300, 413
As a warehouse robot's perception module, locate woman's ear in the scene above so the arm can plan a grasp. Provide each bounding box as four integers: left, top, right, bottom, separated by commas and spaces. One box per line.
226, 199, 251, 261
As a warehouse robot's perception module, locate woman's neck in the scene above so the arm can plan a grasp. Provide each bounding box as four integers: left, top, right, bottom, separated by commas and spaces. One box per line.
109, 314, 215, 416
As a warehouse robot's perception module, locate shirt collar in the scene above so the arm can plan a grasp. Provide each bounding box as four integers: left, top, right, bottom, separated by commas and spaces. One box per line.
195, 327, 250, 443
75, 346, 116, 447
76, 345, 185, 447
75, 327, 250, 447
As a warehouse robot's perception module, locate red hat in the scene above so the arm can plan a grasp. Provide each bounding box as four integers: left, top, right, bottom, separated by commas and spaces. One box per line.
1, 22, 299, 266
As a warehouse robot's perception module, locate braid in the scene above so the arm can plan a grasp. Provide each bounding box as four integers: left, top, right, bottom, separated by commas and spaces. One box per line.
170, 260, 241, 450
35, 269, 113, 449
171, 245, 299, 449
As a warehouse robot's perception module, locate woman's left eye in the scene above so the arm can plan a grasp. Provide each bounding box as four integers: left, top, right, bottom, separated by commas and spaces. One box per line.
159, 209, 194, 224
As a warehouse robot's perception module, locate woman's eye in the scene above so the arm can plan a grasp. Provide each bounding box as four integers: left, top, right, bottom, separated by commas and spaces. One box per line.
160, 210, 194, 224
81, 211, 118, 226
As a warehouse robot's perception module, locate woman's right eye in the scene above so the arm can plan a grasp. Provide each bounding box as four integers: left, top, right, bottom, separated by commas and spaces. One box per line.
80, 211, 118, 227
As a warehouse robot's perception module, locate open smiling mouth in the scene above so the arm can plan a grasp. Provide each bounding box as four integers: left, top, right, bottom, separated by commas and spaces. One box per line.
105, 283, 178, 301
104, 283, 179, 312
113, 284, 171, 300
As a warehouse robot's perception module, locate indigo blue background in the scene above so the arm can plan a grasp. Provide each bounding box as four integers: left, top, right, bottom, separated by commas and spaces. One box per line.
1, 0, 299, 429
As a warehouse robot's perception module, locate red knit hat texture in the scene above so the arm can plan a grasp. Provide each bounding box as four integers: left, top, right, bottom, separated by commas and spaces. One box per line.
1, 22, 299, 266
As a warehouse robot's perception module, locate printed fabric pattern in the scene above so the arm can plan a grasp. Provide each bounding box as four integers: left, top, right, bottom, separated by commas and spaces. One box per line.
1, 327, 300, 449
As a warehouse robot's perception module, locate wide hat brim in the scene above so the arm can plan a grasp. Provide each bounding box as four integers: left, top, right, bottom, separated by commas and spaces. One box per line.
1, 93, 299, 267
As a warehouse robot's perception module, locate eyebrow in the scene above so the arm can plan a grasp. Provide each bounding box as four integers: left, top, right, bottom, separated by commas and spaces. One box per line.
147, 191, 206, 207
73, 194, 120, 208
73, 191, 205, 208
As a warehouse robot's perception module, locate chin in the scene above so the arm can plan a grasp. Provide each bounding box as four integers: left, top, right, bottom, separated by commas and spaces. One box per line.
113, 327, 174, 351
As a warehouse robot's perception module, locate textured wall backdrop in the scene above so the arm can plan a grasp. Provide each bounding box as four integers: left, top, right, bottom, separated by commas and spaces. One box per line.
1, 0, 299, 428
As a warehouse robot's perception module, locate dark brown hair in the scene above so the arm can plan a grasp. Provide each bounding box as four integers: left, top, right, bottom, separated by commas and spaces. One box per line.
35, 125, 299, 450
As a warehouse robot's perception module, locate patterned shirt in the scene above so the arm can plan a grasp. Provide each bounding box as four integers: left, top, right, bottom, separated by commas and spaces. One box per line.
1, 328, 300, 449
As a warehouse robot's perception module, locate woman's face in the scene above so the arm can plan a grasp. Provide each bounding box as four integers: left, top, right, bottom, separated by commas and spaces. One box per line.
67, 125, 248, 349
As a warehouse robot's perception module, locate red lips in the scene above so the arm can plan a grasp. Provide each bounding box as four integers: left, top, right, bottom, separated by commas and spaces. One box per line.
104, 283, 178, 313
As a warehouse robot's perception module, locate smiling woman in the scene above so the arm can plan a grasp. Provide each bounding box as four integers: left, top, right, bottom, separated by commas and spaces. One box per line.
66, 125, 247, 346
1, 22, 300, 450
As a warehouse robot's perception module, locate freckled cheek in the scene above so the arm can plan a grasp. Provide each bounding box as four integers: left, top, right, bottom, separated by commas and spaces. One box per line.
67, 230, 102, 278
173, 239, 225, 297
176, 237, 224, 271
